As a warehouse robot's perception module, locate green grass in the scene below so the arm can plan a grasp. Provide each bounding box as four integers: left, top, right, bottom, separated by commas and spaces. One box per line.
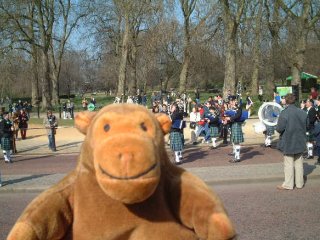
29, 117, 75, 126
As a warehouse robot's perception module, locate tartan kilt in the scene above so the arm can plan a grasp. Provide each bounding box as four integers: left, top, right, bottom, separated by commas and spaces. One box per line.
210, 126, 220, 138
265, 125, 275, 136
1, 137, 12, 151
170, 132, 184, 151
230, 122, 244, 144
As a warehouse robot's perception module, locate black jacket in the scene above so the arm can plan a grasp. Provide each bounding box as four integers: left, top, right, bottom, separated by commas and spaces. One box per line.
1, 118, 13, 138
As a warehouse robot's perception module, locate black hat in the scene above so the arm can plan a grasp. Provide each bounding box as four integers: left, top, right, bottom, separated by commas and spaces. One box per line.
229, 95, 237, 101
3, 111, 9, 115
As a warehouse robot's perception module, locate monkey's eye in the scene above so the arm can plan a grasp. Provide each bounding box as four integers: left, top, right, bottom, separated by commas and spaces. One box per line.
140, 122, 147, 131
104, 124, 110, 132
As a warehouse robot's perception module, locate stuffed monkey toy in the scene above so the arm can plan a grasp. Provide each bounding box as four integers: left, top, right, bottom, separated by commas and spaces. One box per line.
8, 104, 235, 240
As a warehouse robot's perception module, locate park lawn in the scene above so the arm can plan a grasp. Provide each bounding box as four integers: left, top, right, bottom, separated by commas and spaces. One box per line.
29, 117, 75, 127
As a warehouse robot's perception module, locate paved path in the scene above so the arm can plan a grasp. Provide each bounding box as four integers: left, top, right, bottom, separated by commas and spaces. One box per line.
1, 117, 320, 192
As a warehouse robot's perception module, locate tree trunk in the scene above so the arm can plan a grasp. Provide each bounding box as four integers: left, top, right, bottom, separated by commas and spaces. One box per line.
41, 51, 52, 110
179, 51, 190, 94
250, 1, 263, 97
291, 20, 308, 101
130, 39, 137, 95
179, 18, 190, 94
117, 15, 130, 100
51, 67, 60, 106
31, 47, 40, 106
223, 24, 237, 98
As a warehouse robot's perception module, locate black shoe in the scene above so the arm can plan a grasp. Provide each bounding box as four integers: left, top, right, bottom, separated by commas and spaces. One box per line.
210, 146, 217, 150
306, 155, 314, 159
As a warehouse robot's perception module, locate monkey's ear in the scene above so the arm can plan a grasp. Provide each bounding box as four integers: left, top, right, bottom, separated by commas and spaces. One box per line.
155, 113, 171, 135
75, 111, 97, 135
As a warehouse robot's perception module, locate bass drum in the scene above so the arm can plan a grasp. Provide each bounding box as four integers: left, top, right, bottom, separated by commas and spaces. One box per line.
258, 102, 283, 127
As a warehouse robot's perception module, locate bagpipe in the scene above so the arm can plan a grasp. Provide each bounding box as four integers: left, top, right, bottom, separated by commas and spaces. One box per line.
224, 109, 249, 122
171, 119, 186, 129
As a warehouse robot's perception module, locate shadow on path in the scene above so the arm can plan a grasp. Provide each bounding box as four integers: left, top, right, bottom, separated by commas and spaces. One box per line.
1, 174, 52, 187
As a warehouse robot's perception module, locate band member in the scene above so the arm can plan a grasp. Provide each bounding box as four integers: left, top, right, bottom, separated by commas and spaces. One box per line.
195, 104, 211, 144
207, 106, 220, 149
169, 103, 184, 164
224, 96, 244, 163
0, 112, 14, 163
264, 125, 275, 147
305, 99, 317, 159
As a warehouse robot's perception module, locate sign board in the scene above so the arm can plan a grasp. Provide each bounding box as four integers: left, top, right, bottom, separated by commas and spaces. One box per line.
276, 86, 293, 97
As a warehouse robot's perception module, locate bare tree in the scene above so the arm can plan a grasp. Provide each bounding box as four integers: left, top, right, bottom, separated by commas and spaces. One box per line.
221, 0, 245, 98
250, 0, 263, 96
278, 0, 320, 99
49, 0, 87, 105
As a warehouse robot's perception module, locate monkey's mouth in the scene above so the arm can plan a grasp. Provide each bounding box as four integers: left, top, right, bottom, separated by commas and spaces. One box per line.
99, 163, 158, 180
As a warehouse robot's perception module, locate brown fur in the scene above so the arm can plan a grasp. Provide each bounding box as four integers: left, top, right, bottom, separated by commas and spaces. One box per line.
8, 104, 235, 240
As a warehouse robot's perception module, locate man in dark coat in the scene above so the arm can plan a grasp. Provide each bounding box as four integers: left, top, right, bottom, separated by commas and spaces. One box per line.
276, 94, 308, 190
305, 99, 317, 159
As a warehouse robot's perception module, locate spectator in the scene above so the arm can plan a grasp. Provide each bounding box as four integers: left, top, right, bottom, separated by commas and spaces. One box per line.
43, 110, 58, 152
194, 89, 200, 104
276, 94, 307, 190
70, 100, 75, 119
142, 93, 147, 107
90, 97, 96, 106
258, 86, 263, 102
18, 109, 29, 140
62, 101, 67, 119
189, 106, 201, 145
309, 87, 318, 100
82, 98, 88, 110
12, 111, 19, 140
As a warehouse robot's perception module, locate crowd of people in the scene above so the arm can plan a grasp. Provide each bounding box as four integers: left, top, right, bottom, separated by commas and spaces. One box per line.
145, 90, 252, 164
1, 87, 320, 189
